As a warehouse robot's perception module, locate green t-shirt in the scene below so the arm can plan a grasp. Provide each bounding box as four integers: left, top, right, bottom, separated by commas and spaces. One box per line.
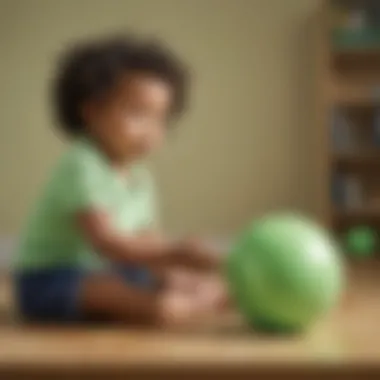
14, 138, 157, 272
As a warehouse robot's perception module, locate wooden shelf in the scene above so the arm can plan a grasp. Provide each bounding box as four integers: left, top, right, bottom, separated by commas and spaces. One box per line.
333, 47, 380, 63
332, 151, 380, 167
320, 1, 380, 238
332, 48, 380, 77
331, 82, 380, 106
333, 207, 380, 225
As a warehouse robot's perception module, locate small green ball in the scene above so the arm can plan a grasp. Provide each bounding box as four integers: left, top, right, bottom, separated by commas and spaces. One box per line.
345, 226, 377, 258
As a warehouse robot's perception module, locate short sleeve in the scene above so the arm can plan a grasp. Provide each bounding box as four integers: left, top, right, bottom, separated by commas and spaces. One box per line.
139, 168, 160, 230
62, 146, 109, 212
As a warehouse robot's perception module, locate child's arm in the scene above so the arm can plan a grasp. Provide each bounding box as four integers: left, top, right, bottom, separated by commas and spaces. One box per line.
77, 210, 222, 271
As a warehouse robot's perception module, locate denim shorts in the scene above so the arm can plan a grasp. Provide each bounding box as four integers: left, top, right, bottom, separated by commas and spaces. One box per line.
13, 266, 157, 322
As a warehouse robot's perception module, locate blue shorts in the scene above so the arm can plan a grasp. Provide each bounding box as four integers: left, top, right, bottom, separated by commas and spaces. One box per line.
13, 266, 157, 322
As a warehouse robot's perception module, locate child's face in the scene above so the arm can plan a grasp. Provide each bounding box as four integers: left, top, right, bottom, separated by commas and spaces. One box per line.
84, 73, 173, 161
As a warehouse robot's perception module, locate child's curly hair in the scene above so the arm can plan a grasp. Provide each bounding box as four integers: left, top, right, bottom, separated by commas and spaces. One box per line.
52, 34, 189, 135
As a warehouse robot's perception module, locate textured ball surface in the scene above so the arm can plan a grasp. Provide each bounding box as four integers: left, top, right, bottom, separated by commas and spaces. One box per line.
227, 214, 344, 333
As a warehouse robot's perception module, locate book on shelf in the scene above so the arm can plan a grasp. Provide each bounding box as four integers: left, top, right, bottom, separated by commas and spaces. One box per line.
332, 174, 364, 210
331, 109, 356, 152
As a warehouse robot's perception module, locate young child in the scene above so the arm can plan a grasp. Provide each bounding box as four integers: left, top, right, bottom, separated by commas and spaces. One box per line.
13, 35, 228, 327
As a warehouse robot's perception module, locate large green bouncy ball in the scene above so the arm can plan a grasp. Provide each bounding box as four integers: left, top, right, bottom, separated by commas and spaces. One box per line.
227, 214, 344, 334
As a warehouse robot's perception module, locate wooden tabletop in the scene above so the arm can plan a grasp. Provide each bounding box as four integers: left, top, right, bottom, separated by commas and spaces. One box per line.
0, 261, 379, 379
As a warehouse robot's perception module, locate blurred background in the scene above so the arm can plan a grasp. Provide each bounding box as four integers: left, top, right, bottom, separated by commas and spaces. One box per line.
0, 0, 319, 247
4, 0, 380, 264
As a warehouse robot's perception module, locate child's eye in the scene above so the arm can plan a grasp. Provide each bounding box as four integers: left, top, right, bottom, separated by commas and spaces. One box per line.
124, 111, 149, 125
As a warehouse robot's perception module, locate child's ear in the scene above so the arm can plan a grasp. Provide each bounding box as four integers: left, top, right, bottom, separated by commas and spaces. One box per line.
81, 101, 94, 127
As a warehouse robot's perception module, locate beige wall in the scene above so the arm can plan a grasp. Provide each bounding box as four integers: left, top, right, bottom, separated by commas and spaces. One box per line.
0, 0, 320, 236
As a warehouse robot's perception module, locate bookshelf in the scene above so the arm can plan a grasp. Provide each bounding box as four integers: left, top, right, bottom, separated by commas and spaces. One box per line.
318, 0, 380, 256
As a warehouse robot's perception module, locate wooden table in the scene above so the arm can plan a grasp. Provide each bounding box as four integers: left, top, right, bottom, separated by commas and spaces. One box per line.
0, 261, 379, 379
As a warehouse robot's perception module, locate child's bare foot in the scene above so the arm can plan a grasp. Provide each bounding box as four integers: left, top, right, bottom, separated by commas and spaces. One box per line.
157, 277, 230, 328
195, 275, 230, 310
164, 269, 202, 294
165, 270, 229, 308
157, 290, 213, 327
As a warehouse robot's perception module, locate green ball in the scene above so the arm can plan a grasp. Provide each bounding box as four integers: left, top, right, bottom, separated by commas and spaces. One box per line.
226, 214, 344, 334
345, 226, 376, 258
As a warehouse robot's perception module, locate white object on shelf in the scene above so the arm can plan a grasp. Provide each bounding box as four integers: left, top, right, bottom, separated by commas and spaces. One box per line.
347, 8, 367, 31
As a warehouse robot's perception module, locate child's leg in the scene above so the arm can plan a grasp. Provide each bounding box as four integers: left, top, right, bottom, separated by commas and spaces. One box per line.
15, 267, 228, 326
79, 273, 223, 327
15, 268, 162, 325
79, 274, 160, 325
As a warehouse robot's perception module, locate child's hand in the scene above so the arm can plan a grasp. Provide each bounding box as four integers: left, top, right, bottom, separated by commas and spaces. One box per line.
130, 231, 224, 271
172, 239, 223, 271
